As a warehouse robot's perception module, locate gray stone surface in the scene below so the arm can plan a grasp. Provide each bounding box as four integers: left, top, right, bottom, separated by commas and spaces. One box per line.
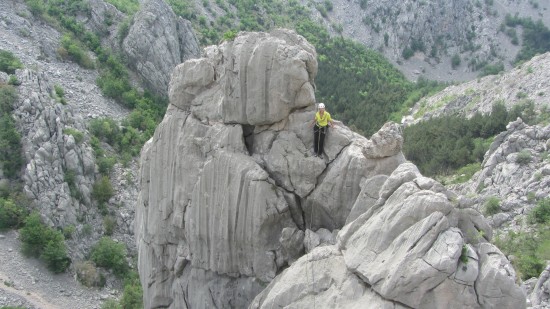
123, 0, 200, 95
253, 163, 525, 308
138, 29, 526, 308
137, 29, 411, 308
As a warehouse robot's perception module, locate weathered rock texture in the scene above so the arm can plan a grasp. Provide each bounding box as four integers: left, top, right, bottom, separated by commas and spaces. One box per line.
252, 163, 525, 309
123, 0, 200, 95
531, 265, 550, 308
137, 30, 525, 309
404, 52, 550, 125
13, 70, 96, 228
455, 119, 550, 231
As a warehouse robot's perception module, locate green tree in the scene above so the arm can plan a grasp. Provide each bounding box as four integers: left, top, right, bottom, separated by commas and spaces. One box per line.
0, 198, 27, 229
19, 212, 70, 272
92, 176, 114, 204
41, 232, 70, 273
451, 54, 461, 69
0, 50, 23, 74
91, 237, 128, 276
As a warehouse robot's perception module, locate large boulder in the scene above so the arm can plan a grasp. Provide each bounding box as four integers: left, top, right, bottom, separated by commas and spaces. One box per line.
123, 0, 200, 95
168, 29, 317, 125
252, 163, 526, 309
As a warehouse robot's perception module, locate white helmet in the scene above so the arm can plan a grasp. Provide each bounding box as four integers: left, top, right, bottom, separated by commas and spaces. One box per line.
318, 103, 325, 109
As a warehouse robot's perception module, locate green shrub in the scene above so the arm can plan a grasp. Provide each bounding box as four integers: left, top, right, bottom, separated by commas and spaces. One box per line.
402, 47, 414, 59
59, 34, 95, 69
528, 198, 550, 224
92, 176, 114, 204
63, 128, 84, 144
75, 260, 106, 287
120, 281, 143, 309
0, 198, 27, 229
0, 112, 23, 180
514, 253, 545, 279
64, 170, 83, 201
493, 230, 546, 280
90, 237, 128, 276
0, 50, 23, 74
82, 223, 93, 236
516, 150, 532, 164
101, 299, 122, 309
24, 0, 46, 16
19, 212, 70, 272
63, 224, 76, 239
459, 245, 469, 263
19, 212, 47, 257
450, 162, 481, 184
120, 271, 143, 309
103, 216, 116, 236
103, 0, 139, 14
7, 75, 21, 86
98, 156, 117, 176
0, 84, 17, 114
89, 118, 121, 146
451, 54, 461, 69
41, 232, 70, 273
483, 196, 500, 216
54, 84, 65, 98
222, 29, 238, 41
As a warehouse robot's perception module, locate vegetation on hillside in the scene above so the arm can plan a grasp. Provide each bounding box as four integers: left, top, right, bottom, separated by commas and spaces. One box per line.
0, 84, 23, 179
503, 14, 550, 63
495, 198, 550, 280
403, 102, 536, 176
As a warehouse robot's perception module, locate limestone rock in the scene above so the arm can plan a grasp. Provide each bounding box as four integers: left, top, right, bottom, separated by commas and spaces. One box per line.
250, 246, 409, 309
531, 265, 550, 306
13, 70, 95, 228
123, 0, 200, 95
137, 29, 524, 309
255, 162, 524, 308
362, 121, 403, 159
168, 30, 317, 125
279, 227, 305, 265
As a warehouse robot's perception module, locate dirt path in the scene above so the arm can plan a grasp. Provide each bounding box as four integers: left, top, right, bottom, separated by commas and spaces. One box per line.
0, 271, 57, 309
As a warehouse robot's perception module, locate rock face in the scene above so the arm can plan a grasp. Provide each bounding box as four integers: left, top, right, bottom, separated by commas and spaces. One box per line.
455, 118, 550, 231
123, 0, 200, 96
137, 29, 525, 308
252, 163, 525, 309
13, 70, 96, 228
531, 265, 550, 307
404, 52, 550, 125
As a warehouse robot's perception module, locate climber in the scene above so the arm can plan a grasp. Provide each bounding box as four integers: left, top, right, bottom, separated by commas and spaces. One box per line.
309, 103, 335, 158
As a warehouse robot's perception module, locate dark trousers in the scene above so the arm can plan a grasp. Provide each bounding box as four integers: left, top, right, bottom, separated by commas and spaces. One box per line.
313, 125, 327, 155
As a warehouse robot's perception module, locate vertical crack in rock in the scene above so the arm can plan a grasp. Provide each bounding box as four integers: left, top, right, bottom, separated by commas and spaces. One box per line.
242, 124, 254, 155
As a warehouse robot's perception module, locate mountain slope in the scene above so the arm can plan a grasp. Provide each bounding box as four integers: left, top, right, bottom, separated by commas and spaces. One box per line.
404, 52, 550, 124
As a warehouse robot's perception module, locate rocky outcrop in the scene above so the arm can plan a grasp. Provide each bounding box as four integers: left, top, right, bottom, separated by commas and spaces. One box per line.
137, 29, 525, 308
455, 118, 550, 230
531, 265, 550, 307
252, 163, 525, 309
13, 69, 96, 228
404, 53, 550, 125
123, 0, 200, 96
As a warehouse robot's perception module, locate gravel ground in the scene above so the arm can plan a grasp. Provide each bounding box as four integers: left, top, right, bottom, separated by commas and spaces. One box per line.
0, 231, 119, 309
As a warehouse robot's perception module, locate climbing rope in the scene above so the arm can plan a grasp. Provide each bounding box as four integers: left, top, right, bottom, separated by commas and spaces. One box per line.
307, 199, 317, 309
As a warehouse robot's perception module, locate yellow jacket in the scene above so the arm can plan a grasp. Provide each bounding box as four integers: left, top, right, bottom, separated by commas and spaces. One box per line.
315, 111, 332, 127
